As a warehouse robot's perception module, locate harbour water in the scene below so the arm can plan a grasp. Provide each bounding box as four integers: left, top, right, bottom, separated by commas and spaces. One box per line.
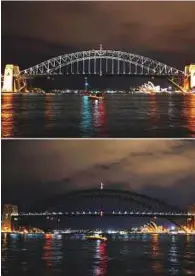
1, 93, 195, 138
1, 233, 195, 276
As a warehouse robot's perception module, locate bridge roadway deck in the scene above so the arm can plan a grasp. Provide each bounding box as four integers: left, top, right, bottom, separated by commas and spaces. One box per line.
13, 212, 194, 218
24, 73, 182, 78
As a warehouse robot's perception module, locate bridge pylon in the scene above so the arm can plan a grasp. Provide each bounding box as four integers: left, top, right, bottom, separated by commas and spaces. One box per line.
183, 64, 195, 92
187, 204, 195, 231
2, 204, 18, 232
2, 64, 28, 93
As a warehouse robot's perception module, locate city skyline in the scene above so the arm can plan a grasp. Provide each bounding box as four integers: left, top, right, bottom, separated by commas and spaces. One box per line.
2, 140, 195, 209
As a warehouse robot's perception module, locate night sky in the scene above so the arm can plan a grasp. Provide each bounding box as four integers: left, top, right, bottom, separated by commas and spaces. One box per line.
2, 140, 195, 210
2, 1, 195, 89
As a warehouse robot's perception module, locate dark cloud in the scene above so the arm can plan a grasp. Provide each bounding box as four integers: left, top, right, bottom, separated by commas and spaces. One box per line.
1, 1, 195, 71
2, 140, 195, 209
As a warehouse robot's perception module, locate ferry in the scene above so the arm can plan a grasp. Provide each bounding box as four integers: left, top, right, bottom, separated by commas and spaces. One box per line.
88, 92, 104, 100
85, 234, 107, 241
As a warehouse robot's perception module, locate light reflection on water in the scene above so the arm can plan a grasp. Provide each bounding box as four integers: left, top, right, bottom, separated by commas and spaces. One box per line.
1, 94, 195, 137
1, 94, 15, 137
80, 95, 92, 136
168, 235, 182, 276
93, 240, 108, 276
183, 95, 195, 136
1, 234, 195, 276
44, 94, 55, 131
151, 234, 163, 275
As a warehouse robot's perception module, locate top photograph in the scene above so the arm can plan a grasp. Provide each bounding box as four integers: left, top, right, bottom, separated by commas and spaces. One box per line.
1, 1, 195, 138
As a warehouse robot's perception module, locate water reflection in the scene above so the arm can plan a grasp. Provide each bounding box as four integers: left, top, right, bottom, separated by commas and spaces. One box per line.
168, 235, 179, 275
151, 234, 159, 256
44, 94, 54, 130
183, 95, 195, 136
1, 233, 8, 273
2, 233, 8, 249
1, 233, 8, 256
80, 96, 92, 135
148, 95, 159, 125
42, 234, 63, 271
151, 234, 163, 274
1, 94, 15, 137
167, 96, 176, 121
81, 96, 106, 136
92, 100, 106, 136
2, 93, 195, 138
93, 240, 108, 276
42, 235, 53, 267
1, 234, 195, 276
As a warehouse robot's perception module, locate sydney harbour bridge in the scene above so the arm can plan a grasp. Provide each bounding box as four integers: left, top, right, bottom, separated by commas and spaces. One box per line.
2, 45, 195, 93
9, 188, 195, 232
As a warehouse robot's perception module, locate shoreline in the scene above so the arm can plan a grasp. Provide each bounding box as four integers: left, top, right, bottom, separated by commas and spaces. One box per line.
1, 91, 194, 96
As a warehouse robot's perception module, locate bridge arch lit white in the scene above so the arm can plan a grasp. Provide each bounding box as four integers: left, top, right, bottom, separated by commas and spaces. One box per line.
20, 47, 184, 77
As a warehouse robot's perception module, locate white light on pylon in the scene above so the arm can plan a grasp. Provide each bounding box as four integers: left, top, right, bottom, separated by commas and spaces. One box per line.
100, 183, 104, 190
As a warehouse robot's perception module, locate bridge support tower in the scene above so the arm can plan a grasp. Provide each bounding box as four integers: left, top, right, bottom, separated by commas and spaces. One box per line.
2, 204, 18, 232
183, 64, 195, 92
2, 64, 28, 93
187, 204, 195, 231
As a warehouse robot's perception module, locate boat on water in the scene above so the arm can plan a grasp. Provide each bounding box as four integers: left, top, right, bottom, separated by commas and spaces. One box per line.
85, 234, 107, 241
88, 92, 104, 100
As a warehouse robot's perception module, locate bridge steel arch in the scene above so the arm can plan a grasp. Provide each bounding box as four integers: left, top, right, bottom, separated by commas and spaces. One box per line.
24, 188, 191, 230
20, 49, 185, 77
34, 188, 184, 215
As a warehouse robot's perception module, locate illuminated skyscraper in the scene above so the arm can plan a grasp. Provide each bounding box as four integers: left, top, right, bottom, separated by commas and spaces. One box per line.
2, 204, 18, 232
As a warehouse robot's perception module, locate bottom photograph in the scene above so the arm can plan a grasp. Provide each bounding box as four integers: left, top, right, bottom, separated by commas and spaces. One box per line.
2, 139, 195, 276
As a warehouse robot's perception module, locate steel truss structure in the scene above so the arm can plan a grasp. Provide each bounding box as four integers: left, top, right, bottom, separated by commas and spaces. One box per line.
18, 189, 192, 229
33, 189, 185, 215
20, 49, 185, 77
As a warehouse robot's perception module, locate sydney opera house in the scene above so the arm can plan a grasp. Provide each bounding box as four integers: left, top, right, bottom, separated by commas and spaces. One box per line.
139, 81, 166, 93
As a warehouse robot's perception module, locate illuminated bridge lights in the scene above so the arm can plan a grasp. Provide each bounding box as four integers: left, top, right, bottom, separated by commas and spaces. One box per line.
9, 189, 194, 232
13, 211, 195, 217
20, 48, 185, 77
